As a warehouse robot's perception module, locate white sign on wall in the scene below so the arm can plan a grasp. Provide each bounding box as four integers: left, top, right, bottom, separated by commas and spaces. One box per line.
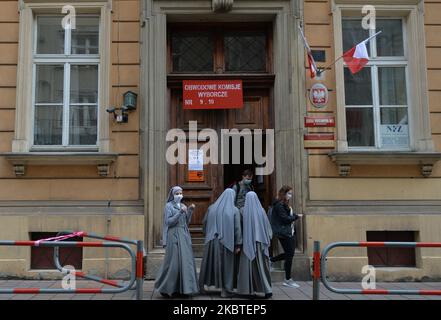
380, 125, 409, 148
188, 149, 204, 171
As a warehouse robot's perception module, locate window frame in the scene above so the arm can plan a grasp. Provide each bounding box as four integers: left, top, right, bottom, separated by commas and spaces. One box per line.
342, 17, 412, 151
31, 14, 101, 149
332, 0, 435, 153
13, 1, 112, 153
167, 23, 273, 75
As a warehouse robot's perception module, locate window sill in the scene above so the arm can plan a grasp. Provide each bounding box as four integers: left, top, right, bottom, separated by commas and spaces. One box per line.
2, 152, 118, 177
328, 151, 441, 177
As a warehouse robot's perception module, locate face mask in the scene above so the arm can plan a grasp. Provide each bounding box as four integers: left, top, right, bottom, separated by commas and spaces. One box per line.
286, 193, 293, 200
174, 194, 183, 202
244, 179, 252, 185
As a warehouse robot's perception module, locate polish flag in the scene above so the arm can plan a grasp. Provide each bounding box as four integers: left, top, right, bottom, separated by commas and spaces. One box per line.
307, 51, 318, 78
343, 31, 381, 74
299, 26, 319, 79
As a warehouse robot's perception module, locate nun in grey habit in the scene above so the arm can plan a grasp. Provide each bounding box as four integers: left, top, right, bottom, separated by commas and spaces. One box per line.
154, 186, 199, 297
199, 188, 242, 297
237, 191, 273, 298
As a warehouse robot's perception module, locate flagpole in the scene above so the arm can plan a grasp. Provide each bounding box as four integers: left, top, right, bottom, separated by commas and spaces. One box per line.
362, 30, 382, 44
319, 30, 382, 74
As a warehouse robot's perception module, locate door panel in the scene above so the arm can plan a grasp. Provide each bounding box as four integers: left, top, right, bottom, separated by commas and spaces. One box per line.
227, 90, 269, 129
225, 89, 273, 210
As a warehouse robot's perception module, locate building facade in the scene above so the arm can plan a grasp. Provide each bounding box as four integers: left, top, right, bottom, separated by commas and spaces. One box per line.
0, 0, 440, 281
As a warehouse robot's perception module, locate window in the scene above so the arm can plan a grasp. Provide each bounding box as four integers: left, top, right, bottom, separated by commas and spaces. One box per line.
224, 31, 267, 72
33, 15, 100, 147
169, 25, 270, 74
30, 232, 83, 270
171, 31, 214, 73
366, 231, 416, 267
343, 18, 409, 150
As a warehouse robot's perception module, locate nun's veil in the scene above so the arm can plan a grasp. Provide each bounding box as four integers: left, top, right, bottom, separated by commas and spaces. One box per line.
166, 186, 183, 202
161, 185, 184, 247
204, 188, 237, 252
242, 191, 272, 261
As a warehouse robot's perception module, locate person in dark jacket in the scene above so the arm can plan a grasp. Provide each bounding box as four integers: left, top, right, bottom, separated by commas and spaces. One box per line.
232, 169, 254, 215
269, 185, 299, 288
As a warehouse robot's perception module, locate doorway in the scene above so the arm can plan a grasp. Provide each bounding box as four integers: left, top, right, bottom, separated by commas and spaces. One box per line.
167, 23, 275, 254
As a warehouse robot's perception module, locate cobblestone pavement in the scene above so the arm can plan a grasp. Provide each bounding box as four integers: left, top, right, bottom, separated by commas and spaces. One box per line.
0, 280, 440, 300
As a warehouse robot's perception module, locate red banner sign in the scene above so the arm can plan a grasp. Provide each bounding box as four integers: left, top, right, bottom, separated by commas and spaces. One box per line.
304, 133, 335, 141
304, 133, 335, 149
183, 80, 243, 109
304, 116, 335, 127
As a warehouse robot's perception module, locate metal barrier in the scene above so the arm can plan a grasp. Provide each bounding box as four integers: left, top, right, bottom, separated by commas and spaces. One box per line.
313, 240, 441, 300
0, 233, 144, 300
53, 230, 142, 293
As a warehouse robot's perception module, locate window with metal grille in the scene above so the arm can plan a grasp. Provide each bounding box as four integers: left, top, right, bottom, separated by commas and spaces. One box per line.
169, 25, 270, 74
171, 31, 214, 73
366, 231, 416, 267
224, 31, 267, 72
30, 232, 83, 270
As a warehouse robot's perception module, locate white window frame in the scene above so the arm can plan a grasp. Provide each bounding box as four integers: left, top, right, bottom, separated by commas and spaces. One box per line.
342, 17, 411, 151
332, 0, 435, 153
13, 0, 112, 153
32, 14, 100, 149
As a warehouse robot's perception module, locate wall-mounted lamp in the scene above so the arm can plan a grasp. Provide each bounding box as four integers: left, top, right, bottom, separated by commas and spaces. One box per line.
123, 91, 138, 111
106, 91, 138, 123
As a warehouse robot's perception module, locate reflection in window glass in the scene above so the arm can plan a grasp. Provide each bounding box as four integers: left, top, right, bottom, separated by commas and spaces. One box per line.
344, 67, 372, 105
224, 32, 267, 72
69, 105, 97, 145
34, 105, 63, 145
376, 19, 404, 57
37, 16, 65, 54
346, 108, 375, 147
379, 67, 407, 105
70, 65, 98, 103
380, 107, 408, 125
172, 32, 214, 72
35, 65, 64, 104
342, 19, 370, 53
71, 16, 100, 55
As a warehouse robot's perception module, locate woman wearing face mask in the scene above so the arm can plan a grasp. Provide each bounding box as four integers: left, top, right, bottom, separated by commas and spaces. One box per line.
232, 169, 254, 215
154, 186, 199, 297
269, 186, 300, 288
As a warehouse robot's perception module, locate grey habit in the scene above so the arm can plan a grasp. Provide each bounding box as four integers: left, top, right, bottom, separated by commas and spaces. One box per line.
237, 191, 273, 296
199, 188, 243, 294
154, 186, 199, 296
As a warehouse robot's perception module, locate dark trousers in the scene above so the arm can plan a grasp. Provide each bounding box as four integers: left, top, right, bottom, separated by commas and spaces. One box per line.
270, 236, 296, 280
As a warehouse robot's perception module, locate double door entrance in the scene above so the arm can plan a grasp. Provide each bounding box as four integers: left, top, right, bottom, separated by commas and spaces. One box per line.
168, 87, 274, 250
166, 23, 275, 252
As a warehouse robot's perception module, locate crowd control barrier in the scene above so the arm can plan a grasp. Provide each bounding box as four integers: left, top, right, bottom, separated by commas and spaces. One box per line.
312, 241, 441, 300
0, 231, 144, 300
53, 231, 142, 290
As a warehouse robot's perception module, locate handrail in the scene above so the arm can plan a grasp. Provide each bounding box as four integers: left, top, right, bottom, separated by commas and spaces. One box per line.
318, 241, 441, 297
0, 232, 144, 300
0, 240, 136, 295
52, 231, 139, 289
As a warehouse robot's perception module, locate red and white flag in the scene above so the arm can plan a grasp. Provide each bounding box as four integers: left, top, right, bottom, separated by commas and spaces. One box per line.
343, 31, 381, 74
299, 26, 319, 79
